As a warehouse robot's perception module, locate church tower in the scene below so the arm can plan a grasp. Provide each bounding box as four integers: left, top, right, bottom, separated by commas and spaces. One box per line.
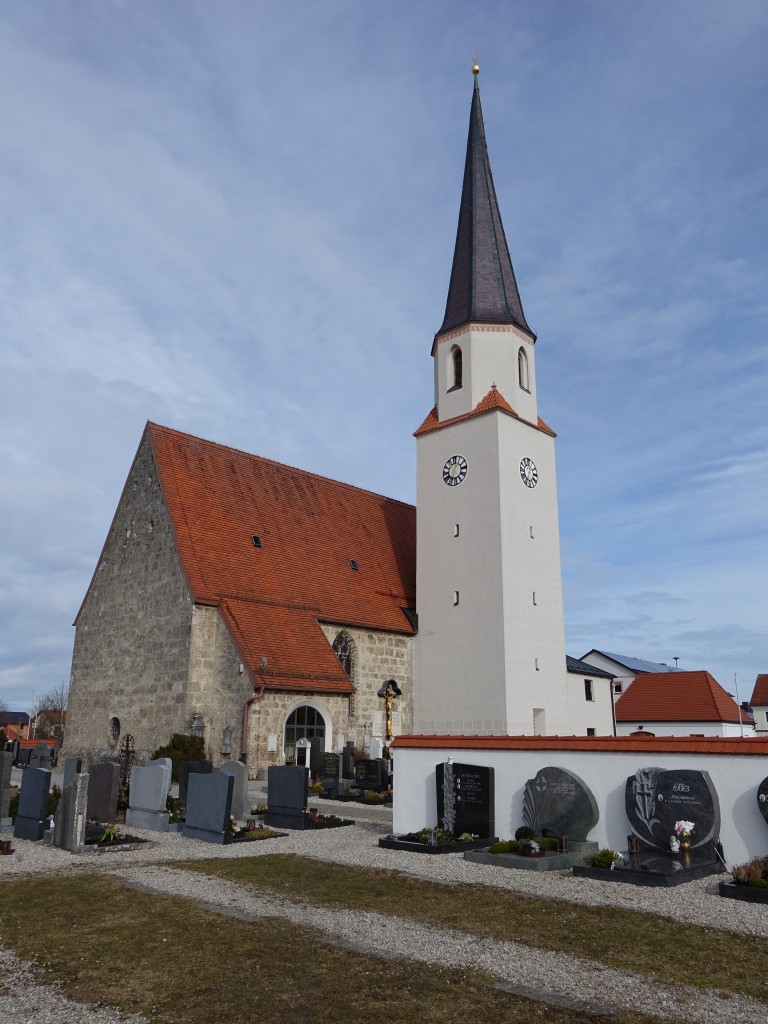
413, 65, 570, 736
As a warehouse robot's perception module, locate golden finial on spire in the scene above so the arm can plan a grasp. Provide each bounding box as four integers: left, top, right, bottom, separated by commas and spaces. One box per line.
472, 54, 480, 76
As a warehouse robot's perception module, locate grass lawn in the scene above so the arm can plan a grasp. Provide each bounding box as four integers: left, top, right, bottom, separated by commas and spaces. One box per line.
183, 853, 768, 1003
0, 872, 673, 1024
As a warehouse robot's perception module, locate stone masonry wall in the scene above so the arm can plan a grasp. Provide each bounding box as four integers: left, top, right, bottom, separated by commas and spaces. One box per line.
245, 624, 413, 777
62, 432, 196, 763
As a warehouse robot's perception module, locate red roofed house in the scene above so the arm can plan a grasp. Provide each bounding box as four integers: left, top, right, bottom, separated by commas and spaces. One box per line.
749, 675, 768, 735
615, 670, 755, 738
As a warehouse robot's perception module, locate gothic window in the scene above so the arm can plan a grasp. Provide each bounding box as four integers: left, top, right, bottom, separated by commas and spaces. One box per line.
518, 347, 529, 392
332, 631, 355, 680
284, 705, 325, 763
448, 346, 463, 391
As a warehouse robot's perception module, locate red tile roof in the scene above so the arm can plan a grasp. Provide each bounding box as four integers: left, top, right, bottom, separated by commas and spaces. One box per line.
392, 734, 768, 756
133, 424, 415, 695
414, 385, 556, 437
750, 674, 768, 705
615, 670, 750, 724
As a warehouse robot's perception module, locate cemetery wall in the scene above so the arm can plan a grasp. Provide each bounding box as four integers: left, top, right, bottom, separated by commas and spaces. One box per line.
63, 434, 197, 762
392, 736, 768, 865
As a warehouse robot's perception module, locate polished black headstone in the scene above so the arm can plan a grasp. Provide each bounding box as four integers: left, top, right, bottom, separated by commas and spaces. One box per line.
342, 742, 356, 780
179, 760, 213, 805
626, 767, 720, 852
436, 761, 494, 838
523, 767, 598, 841
14, 767, 51, 841
86, 761, 121, 823
354, 759, 387, 789
265, 765, 308, 829
757, 777, 768, 825
321, 753, 341, 795
309, 736, 324, 776
183, 772, 234, 844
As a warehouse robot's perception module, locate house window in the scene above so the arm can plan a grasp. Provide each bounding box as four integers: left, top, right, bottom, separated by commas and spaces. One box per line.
448, 346, 463, 391
613, 682, 623, 695
284, 705, 325, 763
332, 631, 355, 680
584, 679, 594, 701
586, 728, 596, 737
518, 347, 530, 392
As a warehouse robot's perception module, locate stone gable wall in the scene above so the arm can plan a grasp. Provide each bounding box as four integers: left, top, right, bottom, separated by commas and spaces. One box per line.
62, 432, 196, 762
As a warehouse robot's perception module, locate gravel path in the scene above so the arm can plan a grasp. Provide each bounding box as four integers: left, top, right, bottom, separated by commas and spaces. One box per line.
2, 809, 767, 1022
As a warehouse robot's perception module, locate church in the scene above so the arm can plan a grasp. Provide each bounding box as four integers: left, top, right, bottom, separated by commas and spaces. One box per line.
62, 66, 615, 771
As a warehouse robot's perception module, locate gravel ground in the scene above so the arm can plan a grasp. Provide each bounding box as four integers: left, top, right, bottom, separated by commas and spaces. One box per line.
1, 806, 766, 1023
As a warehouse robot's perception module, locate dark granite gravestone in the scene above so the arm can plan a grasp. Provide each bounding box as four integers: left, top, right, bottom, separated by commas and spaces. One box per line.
321, 753, 341, 796
17, 746, 31, 767
265, 765, 308, 829
522, 767, 599, 841
0, 751, 13, 821
86, 761, 121, 823
354, 759, 387, 789
342, 742, 356, 780
62, 757, 82, 791
626, 767, 720, 852
179, 760, 213, 805
309, 736, 324, 776
757, 777, 768, 826
183, 772, 234, 844
13, 767, 51, 841
436, 761, 495, 838
53, 772, 89, 852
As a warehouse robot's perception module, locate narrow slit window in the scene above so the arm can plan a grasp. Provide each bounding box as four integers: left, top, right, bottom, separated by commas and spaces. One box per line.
518, 347, 530, 392
453, 590, 460, 606
448, 346, 463, 391
454, 524, 460, 537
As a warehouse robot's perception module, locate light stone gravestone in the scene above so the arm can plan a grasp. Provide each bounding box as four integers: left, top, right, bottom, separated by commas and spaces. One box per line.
183, 772, 234, 844
87, 762, 121, 823
30, 742, 53, 771
522, 767, 599, 841
62, 757, 82, 791
13, 767, 51, 841
53, 772, 89, 852
626, 767, 720, 852
125, 762, 171, 831
215, 760, 249, 820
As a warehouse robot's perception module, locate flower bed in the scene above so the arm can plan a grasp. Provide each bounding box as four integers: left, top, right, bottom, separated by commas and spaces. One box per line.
379, 827, 497, 855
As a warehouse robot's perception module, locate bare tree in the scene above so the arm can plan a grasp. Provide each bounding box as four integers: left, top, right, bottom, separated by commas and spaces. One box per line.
31, 681, 69, 740
0, 696, 8, 714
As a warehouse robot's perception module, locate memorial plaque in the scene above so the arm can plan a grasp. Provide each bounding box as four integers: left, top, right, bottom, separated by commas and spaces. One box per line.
436, 761, 494, 838
757, 777, 768, 826
522, 767, 598, 841
626, 767, 720, 851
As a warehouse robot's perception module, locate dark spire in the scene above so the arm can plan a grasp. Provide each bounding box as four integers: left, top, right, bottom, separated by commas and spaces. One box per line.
438, 73, 533, 338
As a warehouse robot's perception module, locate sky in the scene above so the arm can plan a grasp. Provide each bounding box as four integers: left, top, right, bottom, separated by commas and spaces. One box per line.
1, 0, 766, 712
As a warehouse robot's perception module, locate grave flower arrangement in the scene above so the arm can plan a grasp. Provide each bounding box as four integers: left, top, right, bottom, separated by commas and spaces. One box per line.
674, 820, 695, 844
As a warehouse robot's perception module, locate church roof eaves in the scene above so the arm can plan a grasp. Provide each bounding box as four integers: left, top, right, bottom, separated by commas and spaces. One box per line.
414, 386, 556, 438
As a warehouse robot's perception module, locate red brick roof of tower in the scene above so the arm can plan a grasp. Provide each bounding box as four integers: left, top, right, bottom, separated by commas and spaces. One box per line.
146, 423, 415, 693
750, 674, 768, 705
615, 670, 751, 724
414, 385, 556, 437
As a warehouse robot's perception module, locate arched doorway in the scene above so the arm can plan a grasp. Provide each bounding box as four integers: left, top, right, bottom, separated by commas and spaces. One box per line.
284, 705, 326, 763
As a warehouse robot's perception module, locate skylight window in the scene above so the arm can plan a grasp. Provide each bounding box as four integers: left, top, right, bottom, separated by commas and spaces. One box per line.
251, 535, 262, 548
349, 559, 359, 571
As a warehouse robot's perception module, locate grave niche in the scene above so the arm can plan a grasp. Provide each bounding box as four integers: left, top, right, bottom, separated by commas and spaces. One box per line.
625, 767, 720, 852
523, 767, 598, 841
436, 761, 494, 838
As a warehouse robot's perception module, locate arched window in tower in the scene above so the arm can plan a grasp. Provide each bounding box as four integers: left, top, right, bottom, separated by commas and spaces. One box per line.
448, 346, 463, 391
332, 631, 355, 680
518, 347, 530, 392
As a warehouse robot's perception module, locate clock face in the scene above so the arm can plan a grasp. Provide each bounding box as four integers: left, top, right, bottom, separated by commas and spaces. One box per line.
520, 457, 538, 488
443, 454, 468, 486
